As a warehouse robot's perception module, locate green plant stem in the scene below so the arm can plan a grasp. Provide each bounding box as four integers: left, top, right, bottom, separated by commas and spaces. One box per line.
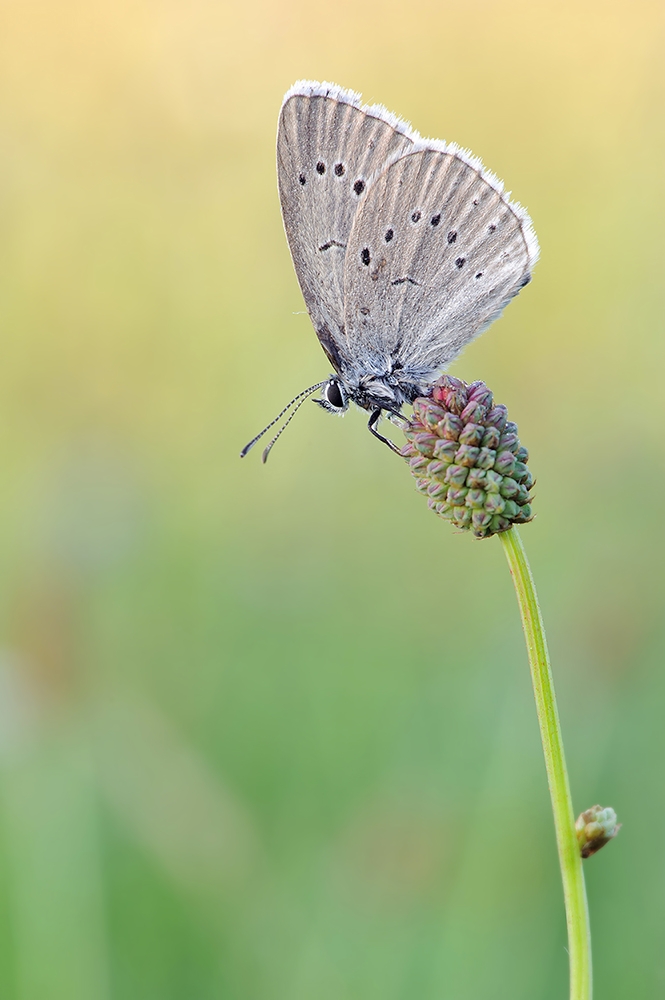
500, 526, 591, 1000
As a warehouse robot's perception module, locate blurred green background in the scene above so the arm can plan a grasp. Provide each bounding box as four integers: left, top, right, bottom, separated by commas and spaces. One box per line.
0, 0, 663, 996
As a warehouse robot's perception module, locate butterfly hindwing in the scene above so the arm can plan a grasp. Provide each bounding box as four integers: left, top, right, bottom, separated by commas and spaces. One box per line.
343, 146, 538, 375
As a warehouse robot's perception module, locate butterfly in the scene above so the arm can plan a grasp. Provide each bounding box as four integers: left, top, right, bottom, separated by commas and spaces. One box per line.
242, 80, 538, 461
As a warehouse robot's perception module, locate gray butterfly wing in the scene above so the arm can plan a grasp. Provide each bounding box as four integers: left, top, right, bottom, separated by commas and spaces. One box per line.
343, 145, 539, 377
277, 82, 415, 370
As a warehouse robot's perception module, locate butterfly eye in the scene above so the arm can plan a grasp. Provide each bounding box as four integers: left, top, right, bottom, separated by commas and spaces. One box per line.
324, 380, 345, 409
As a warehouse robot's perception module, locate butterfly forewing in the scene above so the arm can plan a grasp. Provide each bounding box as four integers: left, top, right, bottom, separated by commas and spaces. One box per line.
277, 84, 414, 369
343, 147, 536, 373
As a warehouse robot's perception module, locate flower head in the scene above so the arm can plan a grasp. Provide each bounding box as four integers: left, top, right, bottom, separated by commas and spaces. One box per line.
401, 375, 534, 538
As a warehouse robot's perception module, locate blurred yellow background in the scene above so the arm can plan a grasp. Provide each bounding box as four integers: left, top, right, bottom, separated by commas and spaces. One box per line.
0, 0, 663, 996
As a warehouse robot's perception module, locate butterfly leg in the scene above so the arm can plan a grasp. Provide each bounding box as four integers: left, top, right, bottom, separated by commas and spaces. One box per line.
367, 409, 401, 454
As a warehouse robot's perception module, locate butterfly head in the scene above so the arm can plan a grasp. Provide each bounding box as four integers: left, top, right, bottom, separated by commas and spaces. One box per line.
314, 370, 415, 416
334, 363, 433, 415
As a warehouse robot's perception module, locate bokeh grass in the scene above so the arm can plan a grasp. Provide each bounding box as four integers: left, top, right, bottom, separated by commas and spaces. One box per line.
0, 0, 663, 997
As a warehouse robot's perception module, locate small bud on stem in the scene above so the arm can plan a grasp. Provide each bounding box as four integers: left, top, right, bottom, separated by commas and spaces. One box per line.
576, 805, 621, 858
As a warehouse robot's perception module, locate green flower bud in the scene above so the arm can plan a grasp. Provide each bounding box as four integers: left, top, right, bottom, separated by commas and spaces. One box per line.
575, 805, 621, 858
401, 376, 534, 538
